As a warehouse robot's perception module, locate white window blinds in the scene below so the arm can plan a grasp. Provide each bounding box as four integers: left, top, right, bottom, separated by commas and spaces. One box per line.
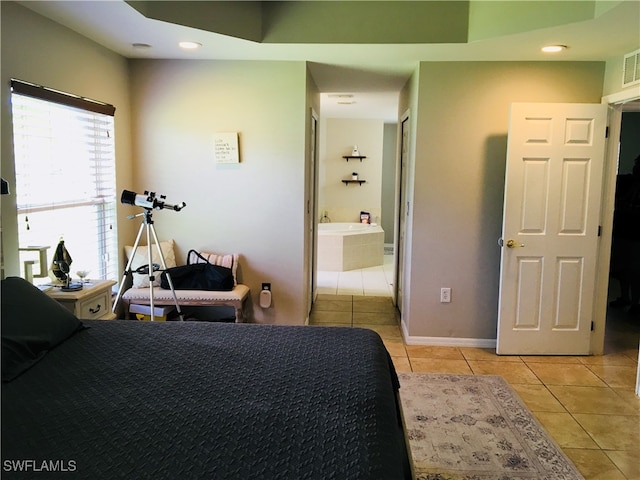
11, 79, 117, 283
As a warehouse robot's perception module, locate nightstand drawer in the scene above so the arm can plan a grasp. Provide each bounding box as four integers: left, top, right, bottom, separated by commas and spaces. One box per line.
47, 280, 116, 320
77, 291, 111, 319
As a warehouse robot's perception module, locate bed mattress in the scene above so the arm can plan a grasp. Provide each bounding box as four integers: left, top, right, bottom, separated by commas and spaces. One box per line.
2, 320, 410, 479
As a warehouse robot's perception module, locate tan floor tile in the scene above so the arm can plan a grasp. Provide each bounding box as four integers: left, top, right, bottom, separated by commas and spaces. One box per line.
337, 288, 364, 296
352, 311, 398, 325
563, 448, 626, 480
357, 324, 403, 342
352, 295, 392, 304
520, 355, 583, 364
547, 385, 639, 416
527, 362, 607, 387
611, 388, 640, 415
308, 322, 350, 328
467, 360, 541, 384
315, 294, 352, 302
391, 356, 412, 373
579, 352, 638, 367
405, 345, 464, 360
605, 450, 640, 480
383, 340, 407, 357
352, 296, 396, 314
533, 412, 599, 448
309, 310, 351, 325
354, 304, 398, 316
460, 347, 522, 362
619, 347, 640, 362
573, 414, 640, 450
312, 298, 352, 312
586, 364, 638, 390
409, 358, 473, 375
510, 384, 566, 412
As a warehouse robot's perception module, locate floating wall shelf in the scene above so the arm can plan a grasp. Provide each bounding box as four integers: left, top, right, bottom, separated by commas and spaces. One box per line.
342, 180, 366, 186
342, 155, 367, 162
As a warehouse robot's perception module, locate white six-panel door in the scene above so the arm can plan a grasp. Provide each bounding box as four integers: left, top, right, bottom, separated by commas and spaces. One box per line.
497, 103, 608, 355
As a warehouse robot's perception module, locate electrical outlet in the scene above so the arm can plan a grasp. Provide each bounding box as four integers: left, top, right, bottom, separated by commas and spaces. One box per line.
262, 283, 271, 291
440, 287, 451, 303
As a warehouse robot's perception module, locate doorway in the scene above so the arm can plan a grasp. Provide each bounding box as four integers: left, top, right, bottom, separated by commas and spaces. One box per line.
594, 97, 640, 339
313, 102, 400, 299
603, 104, 640, 357
595, 95, 640, 395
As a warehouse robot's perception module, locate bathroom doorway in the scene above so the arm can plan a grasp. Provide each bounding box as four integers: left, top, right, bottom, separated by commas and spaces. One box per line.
314, 93, 400, 299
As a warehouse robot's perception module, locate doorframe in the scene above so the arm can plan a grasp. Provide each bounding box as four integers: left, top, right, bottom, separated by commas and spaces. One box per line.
394, 109, 411, 313
592, 90, 640, 356
308, 108, 319, 318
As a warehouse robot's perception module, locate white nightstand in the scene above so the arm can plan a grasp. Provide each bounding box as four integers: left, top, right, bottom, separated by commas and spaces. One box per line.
47, 280, 117, 320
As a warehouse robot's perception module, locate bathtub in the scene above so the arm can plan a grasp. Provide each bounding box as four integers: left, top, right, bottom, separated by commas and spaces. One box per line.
317, 223, 384, 271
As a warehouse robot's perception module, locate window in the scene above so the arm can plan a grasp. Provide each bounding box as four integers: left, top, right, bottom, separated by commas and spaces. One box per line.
11, 79, 117, 284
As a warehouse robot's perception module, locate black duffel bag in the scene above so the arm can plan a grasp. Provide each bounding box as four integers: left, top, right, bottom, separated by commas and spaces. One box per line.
160, 250, 234, 291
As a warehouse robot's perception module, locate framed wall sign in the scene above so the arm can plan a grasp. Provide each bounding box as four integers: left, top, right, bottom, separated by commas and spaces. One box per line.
214, 132, 240, 164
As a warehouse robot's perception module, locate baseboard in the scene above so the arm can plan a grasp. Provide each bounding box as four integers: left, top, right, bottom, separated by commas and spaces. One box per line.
400, 319, 497, 348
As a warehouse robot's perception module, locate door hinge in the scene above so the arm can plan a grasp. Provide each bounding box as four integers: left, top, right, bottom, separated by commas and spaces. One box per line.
591, 321, 595, 331
598, 225, 602, 237
605, 126, 609, 138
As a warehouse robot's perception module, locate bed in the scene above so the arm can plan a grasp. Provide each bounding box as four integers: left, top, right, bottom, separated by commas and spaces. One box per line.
1, 277, 411, 479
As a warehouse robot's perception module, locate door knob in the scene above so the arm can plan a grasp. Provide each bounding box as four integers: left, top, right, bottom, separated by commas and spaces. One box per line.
506, 239, 525, 248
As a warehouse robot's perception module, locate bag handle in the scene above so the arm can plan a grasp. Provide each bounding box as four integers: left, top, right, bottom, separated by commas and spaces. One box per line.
187, 250, 235, 273
187, 249, 210, 265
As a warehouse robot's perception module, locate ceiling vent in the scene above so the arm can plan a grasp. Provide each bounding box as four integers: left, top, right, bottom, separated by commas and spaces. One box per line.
622, 49, 640, 87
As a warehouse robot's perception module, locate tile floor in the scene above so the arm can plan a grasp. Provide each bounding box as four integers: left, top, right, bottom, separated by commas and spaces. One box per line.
316, 253, 395, 296
309, 294, 640, 480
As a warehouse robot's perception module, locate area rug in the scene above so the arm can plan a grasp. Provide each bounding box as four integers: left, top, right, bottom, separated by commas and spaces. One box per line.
397, 373, 584, 480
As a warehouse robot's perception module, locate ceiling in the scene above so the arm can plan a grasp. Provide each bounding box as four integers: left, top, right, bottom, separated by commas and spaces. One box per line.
18, 1, 640, 121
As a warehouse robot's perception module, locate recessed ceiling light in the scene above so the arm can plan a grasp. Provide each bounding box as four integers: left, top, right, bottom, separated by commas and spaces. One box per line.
542, 45, 568, 53
179, 41, 202, 50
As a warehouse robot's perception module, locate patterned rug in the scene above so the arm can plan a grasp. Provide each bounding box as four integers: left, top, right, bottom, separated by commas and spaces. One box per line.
397, 373, 584, 480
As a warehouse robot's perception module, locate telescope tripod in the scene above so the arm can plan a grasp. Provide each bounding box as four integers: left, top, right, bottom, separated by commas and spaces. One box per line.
112, 209, 184, 322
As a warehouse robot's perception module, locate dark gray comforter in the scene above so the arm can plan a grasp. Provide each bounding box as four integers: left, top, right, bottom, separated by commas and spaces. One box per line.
2, 321, 410, 479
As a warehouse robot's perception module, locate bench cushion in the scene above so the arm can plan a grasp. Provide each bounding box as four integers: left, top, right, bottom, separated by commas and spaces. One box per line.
122, 284, 249, 303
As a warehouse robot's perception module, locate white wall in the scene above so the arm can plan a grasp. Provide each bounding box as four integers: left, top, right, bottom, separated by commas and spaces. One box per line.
318, 118, 384, 223
1, 2, 134, 278
404, 61, 606, 342
129, 59, 310, 324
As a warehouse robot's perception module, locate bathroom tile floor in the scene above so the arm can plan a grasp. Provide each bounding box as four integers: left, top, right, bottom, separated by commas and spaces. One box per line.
316, 254, 394, 297
309, 295, 640, 480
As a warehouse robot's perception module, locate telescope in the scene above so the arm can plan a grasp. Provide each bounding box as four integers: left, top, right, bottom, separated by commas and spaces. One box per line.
114, 189, 187, 321
121, 190, 186, 212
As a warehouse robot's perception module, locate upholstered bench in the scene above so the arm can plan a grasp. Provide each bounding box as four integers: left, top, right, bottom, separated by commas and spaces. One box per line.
121, 284, 250, 322
121, 242, 249, 322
